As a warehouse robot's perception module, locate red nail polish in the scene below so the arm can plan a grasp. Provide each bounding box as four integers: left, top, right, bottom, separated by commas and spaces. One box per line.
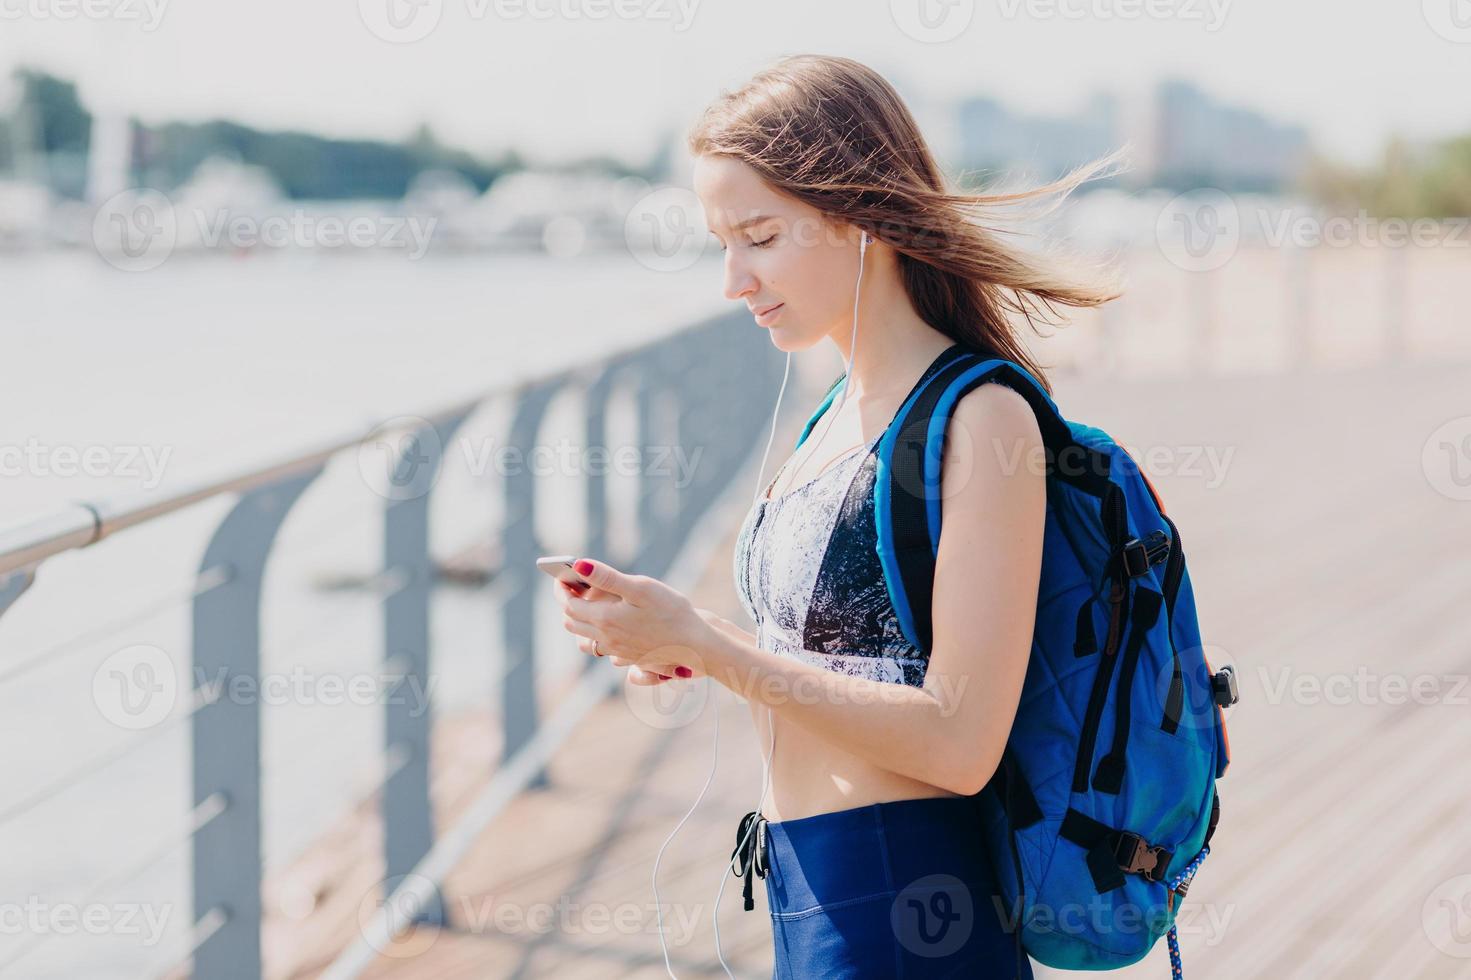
656, 673, 672, 680
675, 666, 693, 678
574, 559, 594, 577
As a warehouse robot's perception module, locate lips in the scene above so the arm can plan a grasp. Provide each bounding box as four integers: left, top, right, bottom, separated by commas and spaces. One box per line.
751, 303, 782, 317
752, 303, 784, 326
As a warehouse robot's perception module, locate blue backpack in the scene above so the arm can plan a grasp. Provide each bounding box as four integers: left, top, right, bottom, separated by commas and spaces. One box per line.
795, 343, 1235, 975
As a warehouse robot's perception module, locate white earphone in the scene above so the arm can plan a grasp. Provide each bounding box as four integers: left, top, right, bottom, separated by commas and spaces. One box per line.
652, 227, 872, 979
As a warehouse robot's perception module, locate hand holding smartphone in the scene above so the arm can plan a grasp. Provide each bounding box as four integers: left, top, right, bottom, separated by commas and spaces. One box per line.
535, 554, 592, 594
538, 555, 680, 682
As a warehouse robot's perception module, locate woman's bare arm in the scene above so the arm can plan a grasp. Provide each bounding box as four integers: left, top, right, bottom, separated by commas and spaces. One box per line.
695, 383, 1046, 795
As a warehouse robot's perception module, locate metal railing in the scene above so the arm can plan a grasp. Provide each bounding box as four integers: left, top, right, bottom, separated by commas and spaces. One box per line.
0, 309, 784, 979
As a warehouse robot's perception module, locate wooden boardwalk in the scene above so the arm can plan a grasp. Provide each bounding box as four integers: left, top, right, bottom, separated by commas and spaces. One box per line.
273, 356, 1471, 979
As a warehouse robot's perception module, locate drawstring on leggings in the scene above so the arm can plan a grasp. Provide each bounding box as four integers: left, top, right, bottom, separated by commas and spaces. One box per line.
731, 810, 769, 911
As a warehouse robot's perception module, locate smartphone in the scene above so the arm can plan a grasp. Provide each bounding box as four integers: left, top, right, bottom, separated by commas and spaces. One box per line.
536, 554, 590, 593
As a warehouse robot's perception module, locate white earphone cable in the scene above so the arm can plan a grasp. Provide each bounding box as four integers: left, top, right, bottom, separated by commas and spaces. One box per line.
656, 230, 870, 979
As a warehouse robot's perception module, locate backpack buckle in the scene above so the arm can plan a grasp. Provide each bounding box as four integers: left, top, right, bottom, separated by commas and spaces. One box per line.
1212, 664, 1239, 707
1114, 832, 1169, 882
1120, 529, 1170, 578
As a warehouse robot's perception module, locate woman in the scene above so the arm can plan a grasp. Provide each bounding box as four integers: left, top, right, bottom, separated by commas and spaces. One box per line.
557, 54, 1121, 979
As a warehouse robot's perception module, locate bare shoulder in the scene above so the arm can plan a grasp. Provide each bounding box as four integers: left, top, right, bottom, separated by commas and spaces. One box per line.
940, 381, 1046, 500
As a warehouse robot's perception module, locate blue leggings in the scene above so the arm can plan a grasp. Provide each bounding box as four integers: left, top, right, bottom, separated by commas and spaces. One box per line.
744, 794, 1032, 979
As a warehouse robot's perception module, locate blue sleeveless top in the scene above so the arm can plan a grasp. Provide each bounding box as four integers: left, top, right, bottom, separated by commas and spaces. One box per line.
732, 427, 930, 688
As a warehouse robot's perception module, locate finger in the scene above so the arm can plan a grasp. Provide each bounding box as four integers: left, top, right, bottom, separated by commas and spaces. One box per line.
629, 666, 673, 684
561, 615, 597, 643
559, 578, 614, 602
636, 662, 682, 678
572, 558, 644, 603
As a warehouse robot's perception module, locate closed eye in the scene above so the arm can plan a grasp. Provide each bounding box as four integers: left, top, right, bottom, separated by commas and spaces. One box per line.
715, 234, 777, 253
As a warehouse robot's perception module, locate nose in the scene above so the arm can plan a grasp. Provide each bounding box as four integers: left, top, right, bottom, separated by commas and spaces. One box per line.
722, 250, 757, 302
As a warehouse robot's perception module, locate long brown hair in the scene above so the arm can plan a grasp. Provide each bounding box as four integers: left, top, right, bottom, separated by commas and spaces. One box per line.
687, 54, 1125, 396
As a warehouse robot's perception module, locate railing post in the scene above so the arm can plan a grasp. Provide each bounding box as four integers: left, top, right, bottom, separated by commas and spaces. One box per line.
0, 566, 35, 619
582, 373, 611, 678
191, 468, 321, 980
381, 413, 468, 925
501, 381, 561, 788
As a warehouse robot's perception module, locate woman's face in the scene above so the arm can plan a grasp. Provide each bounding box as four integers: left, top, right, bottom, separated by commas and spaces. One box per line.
692, 154, 864, 352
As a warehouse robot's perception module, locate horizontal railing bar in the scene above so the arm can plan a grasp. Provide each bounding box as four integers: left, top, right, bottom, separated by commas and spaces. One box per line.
319, 406, 760, 977
0, 329, 691, 578
320, 657, 624, 980
0, 683, 220, 825
0, 563, 232, 687
0, 793, 229, 972
146, 904, 229, 980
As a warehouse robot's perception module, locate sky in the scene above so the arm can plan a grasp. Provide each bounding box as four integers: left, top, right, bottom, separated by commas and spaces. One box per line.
1, 0, 1469, 171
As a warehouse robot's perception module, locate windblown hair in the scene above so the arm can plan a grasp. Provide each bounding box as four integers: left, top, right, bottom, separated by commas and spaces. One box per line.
687, 54, 1126, 396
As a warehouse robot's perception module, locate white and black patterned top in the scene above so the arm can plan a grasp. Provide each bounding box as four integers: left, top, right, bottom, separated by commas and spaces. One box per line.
733, 430, 930, 688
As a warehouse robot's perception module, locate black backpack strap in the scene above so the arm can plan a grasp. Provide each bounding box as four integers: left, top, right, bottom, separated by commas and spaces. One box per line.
877, 355, 1112, 653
